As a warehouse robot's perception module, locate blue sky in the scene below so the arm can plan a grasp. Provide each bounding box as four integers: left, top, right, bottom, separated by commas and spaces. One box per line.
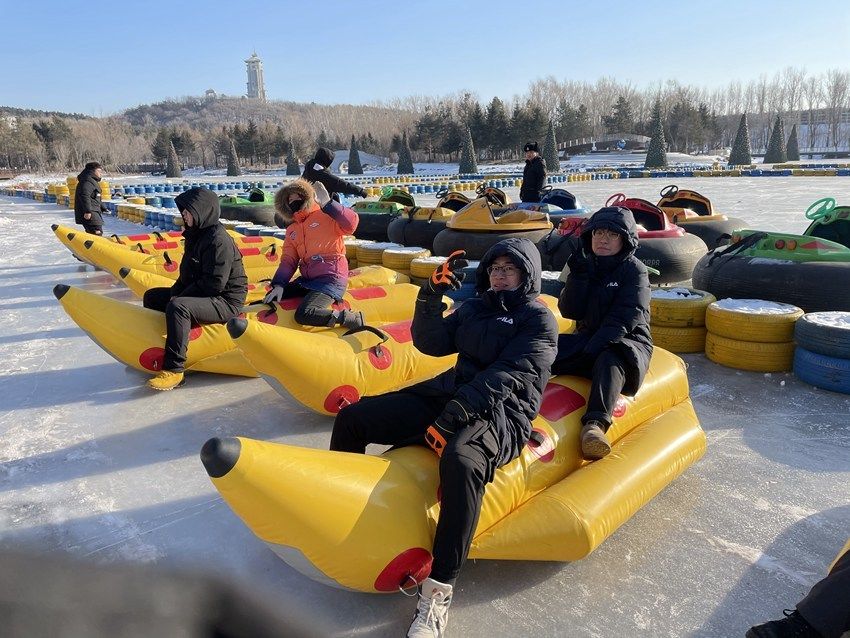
1, 0, 848, 115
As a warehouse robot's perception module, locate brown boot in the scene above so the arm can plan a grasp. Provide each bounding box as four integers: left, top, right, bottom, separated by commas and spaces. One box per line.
580, 421, 611, 460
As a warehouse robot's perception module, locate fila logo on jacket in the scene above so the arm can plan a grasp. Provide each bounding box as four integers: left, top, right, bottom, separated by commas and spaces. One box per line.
496, 316, 514, 325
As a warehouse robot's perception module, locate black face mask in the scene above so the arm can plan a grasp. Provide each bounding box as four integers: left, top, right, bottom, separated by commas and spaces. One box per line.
289, 198, 305, 212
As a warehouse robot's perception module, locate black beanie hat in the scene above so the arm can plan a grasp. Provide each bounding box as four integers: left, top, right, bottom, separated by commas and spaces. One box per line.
314, 147, 335, 168
85, 161, 103, 170
523, 142, 539, 153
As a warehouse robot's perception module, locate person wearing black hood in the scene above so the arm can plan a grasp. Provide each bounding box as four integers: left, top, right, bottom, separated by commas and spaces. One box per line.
142, 187, 248, 391
519, 142, 547, 203
301, 146, 368, 200
74, 161, 109, 235
329, 238, 558, 638
553, 206, 653, 460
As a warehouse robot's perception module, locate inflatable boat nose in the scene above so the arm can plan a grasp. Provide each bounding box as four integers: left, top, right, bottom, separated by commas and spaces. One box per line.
53, 284, 70, 300
51, 223, 58, 231
201, 437, 241, 478
227, 317, 249, 339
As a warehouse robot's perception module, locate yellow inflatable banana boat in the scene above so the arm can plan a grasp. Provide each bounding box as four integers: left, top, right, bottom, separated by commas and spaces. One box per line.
227, 294, 574, 415
54, 283, 431, 379
201, 348, 705, 592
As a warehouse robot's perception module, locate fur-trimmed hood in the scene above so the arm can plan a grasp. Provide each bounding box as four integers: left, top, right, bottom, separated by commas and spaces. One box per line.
275, 179, 316, 220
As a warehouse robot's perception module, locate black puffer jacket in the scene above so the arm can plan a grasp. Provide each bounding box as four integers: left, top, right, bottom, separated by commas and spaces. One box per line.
520, 156, 547, 202
412, 238, 559, 465
558, 206, 653, 395
301, 147, 367, 198
74, 167, 106, 225
171, 188, 248, 308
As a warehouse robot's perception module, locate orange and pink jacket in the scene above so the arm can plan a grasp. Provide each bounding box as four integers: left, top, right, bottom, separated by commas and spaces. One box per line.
270, 200, 359, 299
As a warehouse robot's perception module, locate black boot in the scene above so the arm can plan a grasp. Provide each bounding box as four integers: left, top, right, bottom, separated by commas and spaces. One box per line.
746, 610, 822, 638
337, 310, 364, 330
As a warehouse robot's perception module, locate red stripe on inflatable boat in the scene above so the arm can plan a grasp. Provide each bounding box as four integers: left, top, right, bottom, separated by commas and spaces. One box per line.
381, 322, 412, 343
348, 287, 388, 300
538, 383, 586, 421
240, 236, 263, 243
374, 548, 433, 592
240, 248, 261, 256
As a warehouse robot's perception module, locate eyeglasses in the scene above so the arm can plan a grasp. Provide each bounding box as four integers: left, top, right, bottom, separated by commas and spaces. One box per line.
591, 228, 620, 240
487, 264, 520, 276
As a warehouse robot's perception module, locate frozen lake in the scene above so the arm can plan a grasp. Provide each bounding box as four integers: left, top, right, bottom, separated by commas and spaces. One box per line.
0, 182, 848, 637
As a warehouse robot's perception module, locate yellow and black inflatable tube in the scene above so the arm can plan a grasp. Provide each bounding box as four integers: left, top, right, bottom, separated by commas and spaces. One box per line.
201, 348, 705, 592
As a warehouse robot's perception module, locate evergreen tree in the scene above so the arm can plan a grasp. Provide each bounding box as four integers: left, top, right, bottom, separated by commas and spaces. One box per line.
458, 126, 478, 174
166, 140, 182, 178
786, 123, 800, 161
763, 115, 787, 164
644, 100, 668, 169
286, 139, 300, 175
602, 96, 635, 134
397, 132, 414, 175
542, 119, 560, 173
729, 114, 753, 166
485, 96, 511, 159
226, 138, 241, 177
348, 134, 363, 175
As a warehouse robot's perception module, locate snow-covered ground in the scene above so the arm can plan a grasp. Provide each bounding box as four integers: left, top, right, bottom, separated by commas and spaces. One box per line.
0, 186, 849, 637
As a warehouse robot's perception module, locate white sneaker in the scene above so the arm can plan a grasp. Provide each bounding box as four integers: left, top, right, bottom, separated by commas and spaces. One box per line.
406, 577, 453, 637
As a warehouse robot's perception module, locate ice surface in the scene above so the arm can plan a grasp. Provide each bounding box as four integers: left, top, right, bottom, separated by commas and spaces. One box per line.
714, 299, 801, 314
1, 188, 848, 638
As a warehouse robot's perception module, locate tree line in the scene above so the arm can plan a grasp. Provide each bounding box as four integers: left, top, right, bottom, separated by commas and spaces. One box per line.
1, 66, 848, 173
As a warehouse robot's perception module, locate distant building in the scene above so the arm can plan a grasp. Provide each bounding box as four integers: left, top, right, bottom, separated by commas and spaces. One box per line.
245, 52, 266, 101
204, 89, 218, 100
796, 107, 850, 153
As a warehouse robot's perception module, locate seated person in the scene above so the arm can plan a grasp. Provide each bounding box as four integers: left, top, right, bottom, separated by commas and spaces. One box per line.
553, 206, 653, 460
329, 239, 558, 638
264, 180, 362, 329
748, 543, 850, 637
142, 188, 247, 390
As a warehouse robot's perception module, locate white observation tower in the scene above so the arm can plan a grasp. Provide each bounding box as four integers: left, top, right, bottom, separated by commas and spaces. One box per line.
245, 52, 266, 101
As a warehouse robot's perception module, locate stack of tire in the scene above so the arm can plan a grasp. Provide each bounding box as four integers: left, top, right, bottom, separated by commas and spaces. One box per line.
345, 238, 369, 269
355, 242, 403, 269
649, 288, 716, 353
704, 299, 804, 372
793, 312, 850, 394
409, 256, 447, 288
381, 246, 430, 278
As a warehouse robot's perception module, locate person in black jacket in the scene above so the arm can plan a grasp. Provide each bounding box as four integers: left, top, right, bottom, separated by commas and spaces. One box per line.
142, 187, 248, 391
73, 161, 108, 235
519, 142, 546, 202
301, 147, 368, 200
330, 238, 558, 638
553, 206, 653, 460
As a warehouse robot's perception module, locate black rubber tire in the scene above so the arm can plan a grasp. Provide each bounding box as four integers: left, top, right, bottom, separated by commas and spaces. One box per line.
678, 217, 747, 249
354, 212, 401, 241
220, 204, 277, 226
541, 274, 565, 297
432, 228, 552, 260
387, 218, 448, 252
635, 233, 707, 284
693, 251, 850, 312
794, 313, 850, 358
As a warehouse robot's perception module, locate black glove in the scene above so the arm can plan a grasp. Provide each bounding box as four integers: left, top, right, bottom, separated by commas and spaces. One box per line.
566, 246, 591, 275
358, 187, 368, 198
425, 399, 471, 456
425, 250, 468, 296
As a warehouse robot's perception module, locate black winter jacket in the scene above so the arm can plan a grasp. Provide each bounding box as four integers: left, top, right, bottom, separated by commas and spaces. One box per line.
74, 168, 106, 225
557, 206, 653, 395
411, 238, 558, 465
302, 147, 367, 198
520, 156, 547, 202
171, 188, 248, 308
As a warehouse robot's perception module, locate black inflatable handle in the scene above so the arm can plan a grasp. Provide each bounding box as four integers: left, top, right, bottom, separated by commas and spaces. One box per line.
343, 324, 390, 356
660, 184, 679, 199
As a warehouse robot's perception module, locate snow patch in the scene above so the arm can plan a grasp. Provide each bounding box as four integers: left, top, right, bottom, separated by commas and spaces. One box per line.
705, 536, 816, 587
804, 311, 850, 330
714, 298, 801, 314
748, 257, 795, 265
651, 287, 704, 300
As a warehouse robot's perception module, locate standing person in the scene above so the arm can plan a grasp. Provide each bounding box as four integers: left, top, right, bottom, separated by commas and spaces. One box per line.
519, 142, 547, 203
302, 146, 368, 200
748, 543, 850, 637
329, 239, 558, 637
142, 187, 247, 391
552, 206, 653, 460
73, 161, 108, 235
264, 179, 363, 329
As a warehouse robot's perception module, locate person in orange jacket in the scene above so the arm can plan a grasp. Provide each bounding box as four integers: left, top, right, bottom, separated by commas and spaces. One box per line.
264, 179, 363, 328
